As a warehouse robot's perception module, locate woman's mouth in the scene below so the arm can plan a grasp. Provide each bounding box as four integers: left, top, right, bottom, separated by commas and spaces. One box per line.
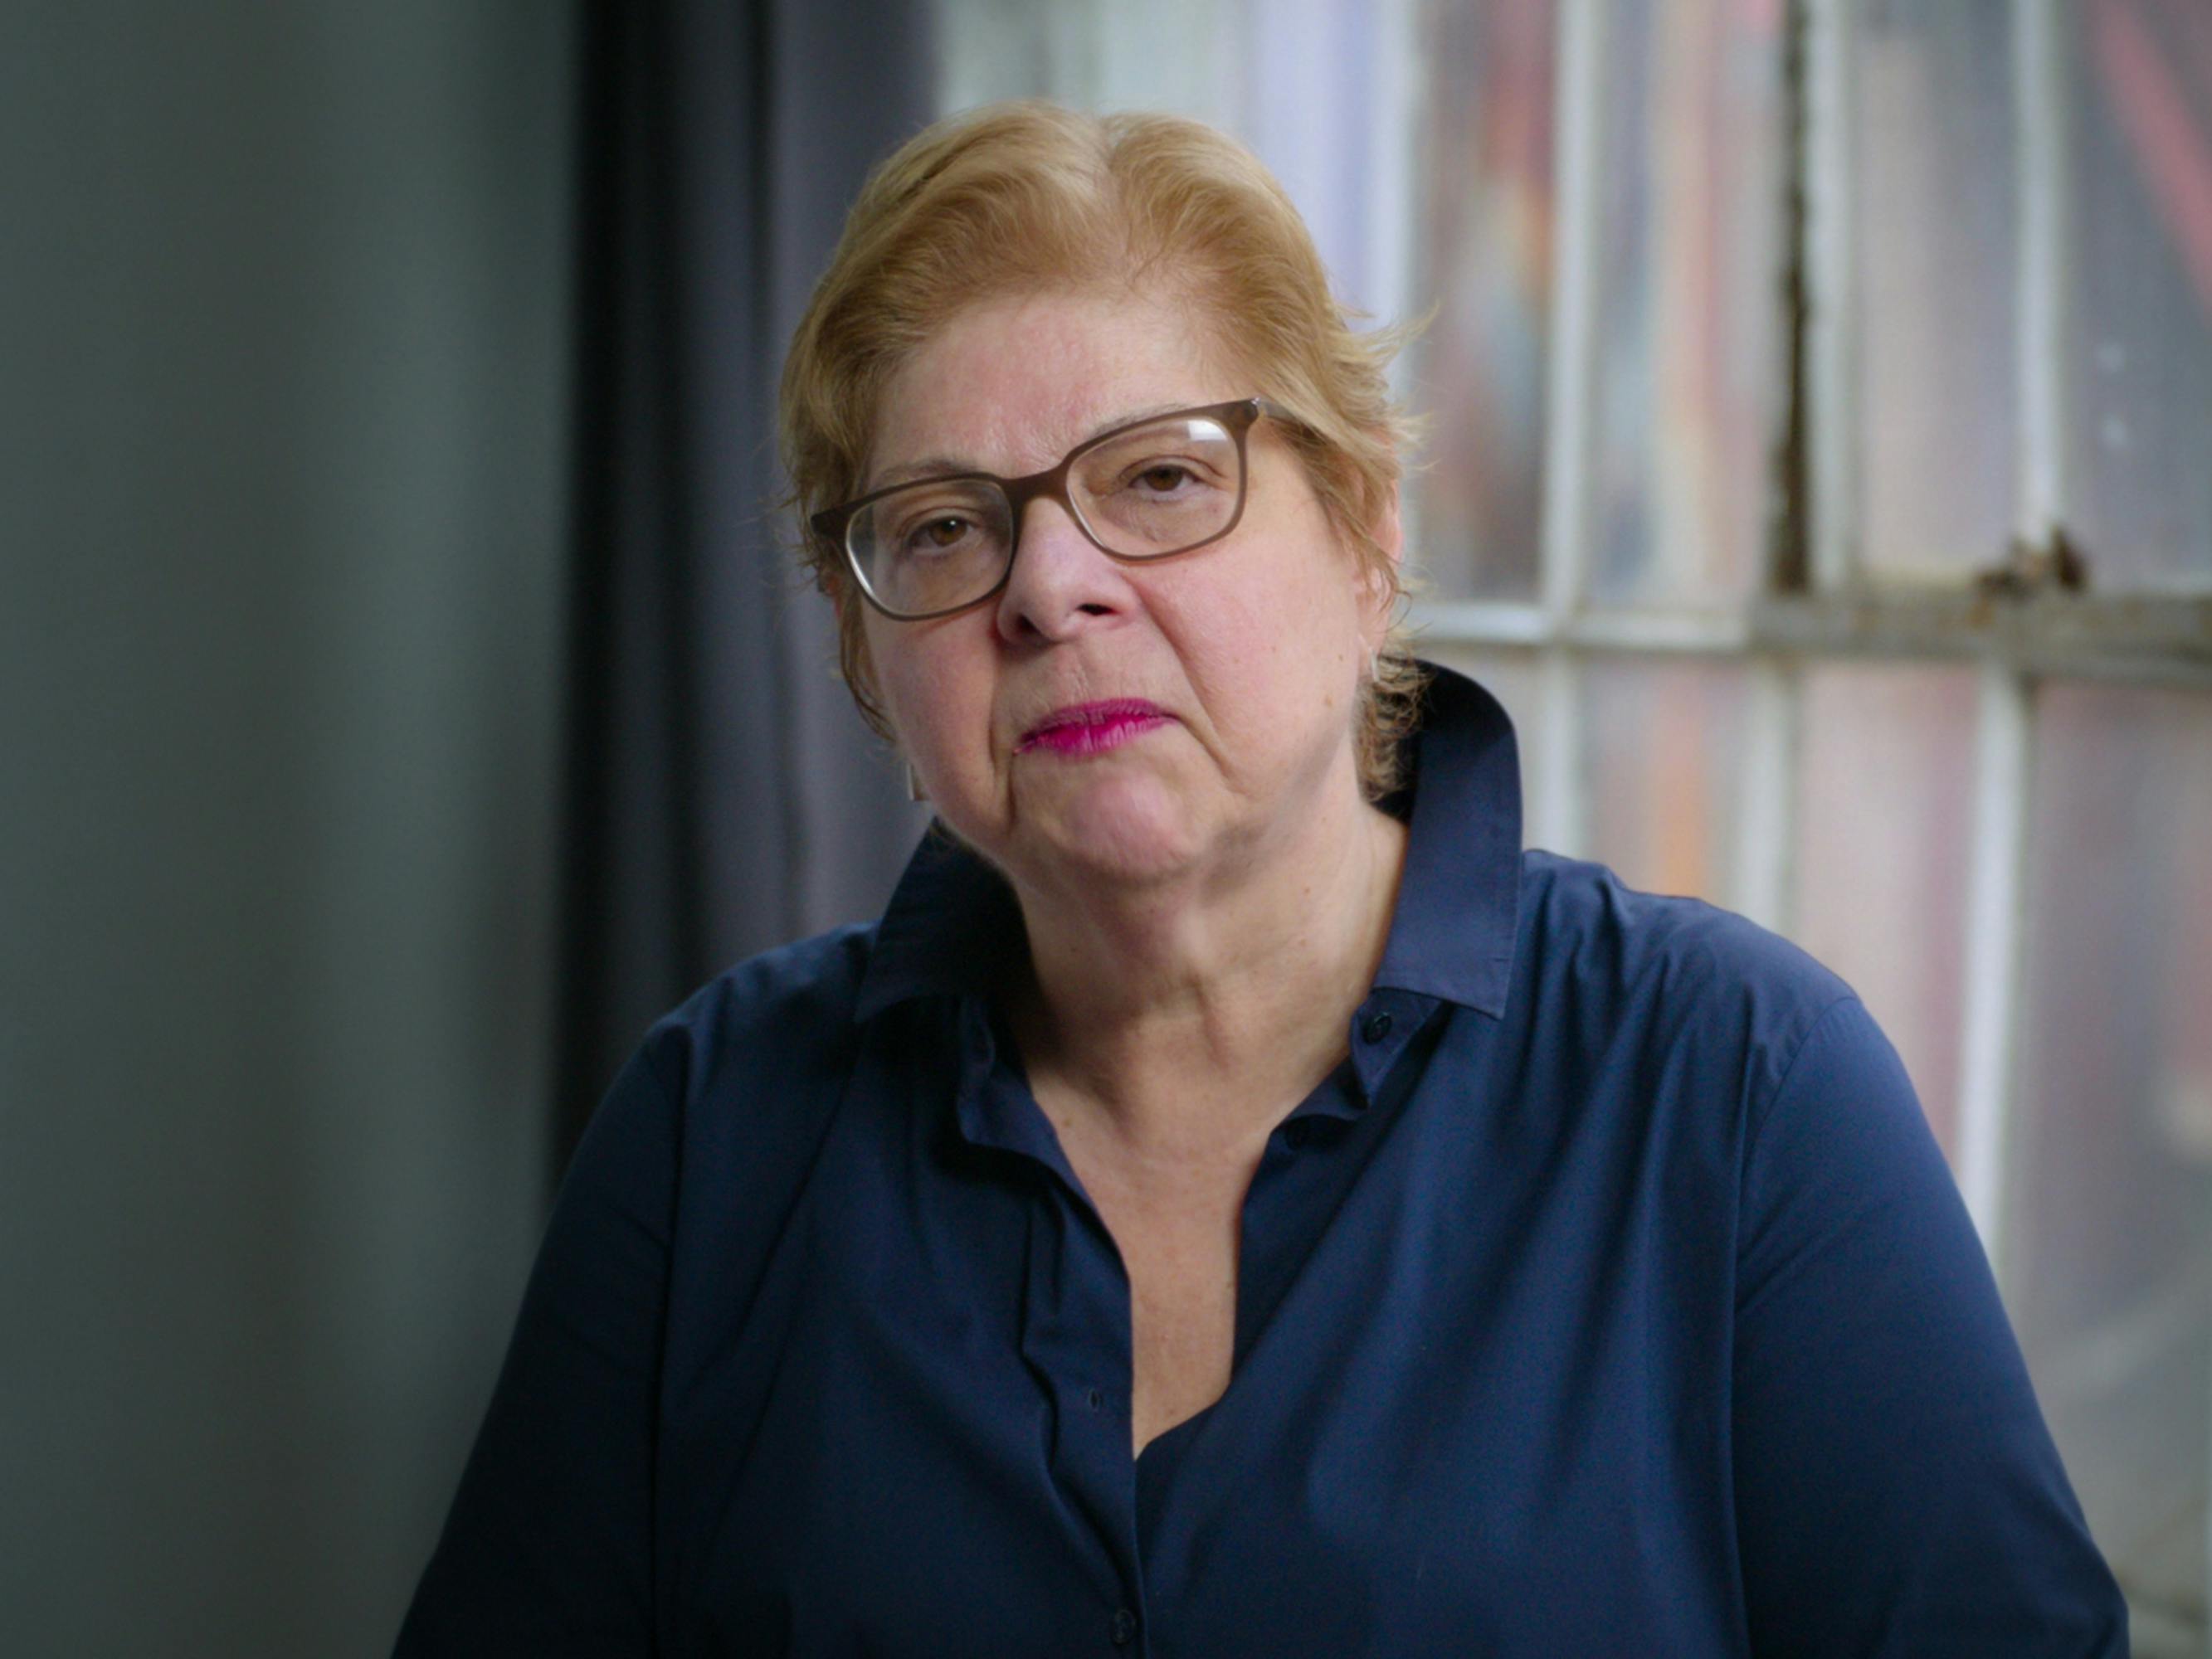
1016, 699, 1173, 757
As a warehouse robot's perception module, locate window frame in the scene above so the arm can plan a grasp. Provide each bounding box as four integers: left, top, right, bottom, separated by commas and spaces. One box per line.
1404, 16, 2211, 1625
1405, 0, 2212, 1264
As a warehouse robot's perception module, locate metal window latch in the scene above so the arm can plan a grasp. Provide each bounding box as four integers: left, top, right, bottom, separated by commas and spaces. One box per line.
1975, 526, 2090, 597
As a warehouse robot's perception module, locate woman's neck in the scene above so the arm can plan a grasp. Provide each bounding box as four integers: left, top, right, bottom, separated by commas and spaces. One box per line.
1004, 781, 1408, 1156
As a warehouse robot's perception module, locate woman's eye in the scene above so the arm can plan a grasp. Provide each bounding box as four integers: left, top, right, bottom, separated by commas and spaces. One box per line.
899, 515, 972, 555
1127, 461, 1201, 495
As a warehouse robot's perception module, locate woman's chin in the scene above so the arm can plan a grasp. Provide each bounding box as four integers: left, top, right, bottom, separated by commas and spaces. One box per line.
1009, 769, 1213, 888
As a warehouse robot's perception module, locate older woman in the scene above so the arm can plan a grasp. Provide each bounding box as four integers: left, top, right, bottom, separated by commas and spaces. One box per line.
399, 104, 2125, 1655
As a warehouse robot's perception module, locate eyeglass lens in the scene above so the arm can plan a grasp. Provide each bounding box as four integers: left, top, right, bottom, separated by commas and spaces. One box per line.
846, 412, 1245, 618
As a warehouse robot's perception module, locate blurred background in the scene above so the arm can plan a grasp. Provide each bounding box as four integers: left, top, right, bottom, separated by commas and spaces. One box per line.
4, 0, 2208, 1652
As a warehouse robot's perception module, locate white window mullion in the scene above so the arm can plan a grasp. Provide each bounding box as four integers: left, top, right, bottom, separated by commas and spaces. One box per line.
1951, 0, 2073, 1279
1365, 0, 1422, 348
2013, 0, 2072, 550
1532, 648, 1586, 856
1732, 656, 1800, 936
1526, 0, 1610, 859
1803, 0, 1861, 593
1953, 660, 2033, 1271
1372, 0, 1427, 573
1411, 601, 1552, 647
1538, 0, 1607, 624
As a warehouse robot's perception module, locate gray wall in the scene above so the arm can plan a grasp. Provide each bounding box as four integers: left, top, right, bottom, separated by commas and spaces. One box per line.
2, 5, 574, 1652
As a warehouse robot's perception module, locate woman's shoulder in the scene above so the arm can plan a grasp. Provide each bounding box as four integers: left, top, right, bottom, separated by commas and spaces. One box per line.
1517, 849, 1845, 995
1509, 849, 1860, 1103
628, 922, 885, 1122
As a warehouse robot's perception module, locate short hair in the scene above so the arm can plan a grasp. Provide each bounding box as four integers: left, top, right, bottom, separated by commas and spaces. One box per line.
778, 100, 1427, 799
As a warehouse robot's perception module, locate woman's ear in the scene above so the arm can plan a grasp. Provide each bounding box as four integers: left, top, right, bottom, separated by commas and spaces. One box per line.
1374, 482, 1404, 570
1359, 482, 1406, 643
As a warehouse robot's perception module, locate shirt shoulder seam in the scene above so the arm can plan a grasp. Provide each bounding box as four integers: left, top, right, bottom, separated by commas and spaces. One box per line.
1742, 991, 1864, 1174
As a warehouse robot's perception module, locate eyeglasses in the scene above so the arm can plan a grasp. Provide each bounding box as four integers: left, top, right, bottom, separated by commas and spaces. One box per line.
811, 397, 1294, 621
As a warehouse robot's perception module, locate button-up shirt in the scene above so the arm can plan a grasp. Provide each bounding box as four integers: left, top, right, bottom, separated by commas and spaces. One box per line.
398, 666, 2126, 1656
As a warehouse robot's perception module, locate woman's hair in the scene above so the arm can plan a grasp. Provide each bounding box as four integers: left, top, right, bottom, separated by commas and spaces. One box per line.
779, 100, 1427, 799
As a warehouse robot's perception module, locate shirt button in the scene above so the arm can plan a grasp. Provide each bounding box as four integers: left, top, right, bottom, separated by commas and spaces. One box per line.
1360, 1010, 1394, 1044
1087, 1386, 1106, 1412
1111, 1608, 1138, 1646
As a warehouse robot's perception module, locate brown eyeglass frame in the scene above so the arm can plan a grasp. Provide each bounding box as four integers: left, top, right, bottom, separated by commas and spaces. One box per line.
810, 397, 1294, 621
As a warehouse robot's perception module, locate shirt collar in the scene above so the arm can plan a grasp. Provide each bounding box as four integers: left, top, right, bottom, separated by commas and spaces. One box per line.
853, 824, 1028, 1019
1370, 663, 1522, 1015
853, 661, 1523, 1021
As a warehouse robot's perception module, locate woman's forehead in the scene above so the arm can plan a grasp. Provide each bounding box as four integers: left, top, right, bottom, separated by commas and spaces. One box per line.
865, 288, 1247, 481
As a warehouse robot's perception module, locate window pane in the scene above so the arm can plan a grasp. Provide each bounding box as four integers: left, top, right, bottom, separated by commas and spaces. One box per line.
930, 0, 1411, 327
1855, 0, 2018, 580
1240, 0, 1414, 322
1791, 663, 1976, 1157
935, 0, 1243, 129
1581, 657, 1747, 903
1411, 0, 1557, 600
2010, 682, 2212, 1642
2065, 0, 2212, 592
1588, 0, 1786, 607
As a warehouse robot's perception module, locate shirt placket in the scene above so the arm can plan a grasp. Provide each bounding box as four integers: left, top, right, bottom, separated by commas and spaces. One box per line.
953, 995, 1153, 1653
1020, 1180, 1152, 1653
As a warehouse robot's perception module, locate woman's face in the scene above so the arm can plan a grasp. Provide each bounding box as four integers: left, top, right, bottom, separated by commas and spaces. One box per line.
860, 286, 1395, 894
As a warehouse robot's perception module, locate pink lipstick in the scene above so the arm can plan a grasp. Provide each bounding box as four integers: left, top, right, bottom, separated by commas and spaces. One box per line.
1016, 699, 1172, 757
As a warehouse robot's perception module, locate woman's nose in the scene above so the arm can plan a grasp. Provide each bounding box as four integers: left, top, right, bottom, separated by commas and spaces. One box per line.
992, 496, 1133, 644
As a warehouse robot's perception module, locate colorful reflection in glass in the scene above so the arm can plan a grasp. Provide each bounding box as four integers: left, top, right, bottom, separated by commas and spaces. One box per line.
1413, 0, 1557, 599
1581, 656, 1748, 902
1791, 663, 1977, 1158
2068, 0, 2212, 591
1590, 0, 1786, 606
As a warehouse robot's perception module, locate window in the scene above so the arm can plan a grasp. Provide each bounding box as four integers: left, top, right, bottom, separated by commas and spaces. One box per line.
933, 0, 2212, 1642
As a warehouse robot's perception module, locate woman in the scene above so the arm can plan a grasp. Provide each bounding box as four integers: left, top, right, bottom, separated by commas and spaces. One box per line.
399, 104, 2126, 1655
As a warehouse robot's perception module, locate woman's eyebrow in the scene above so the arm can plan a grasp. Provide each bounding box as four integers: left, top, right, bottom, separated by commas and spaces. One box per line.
866, 401, 1198, 492
870, 455, 976, 490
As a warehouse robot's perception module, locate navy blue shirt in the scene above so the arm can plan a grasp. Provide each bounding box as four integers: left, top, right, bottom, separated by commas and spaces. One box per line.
398, 666, 2126, 1657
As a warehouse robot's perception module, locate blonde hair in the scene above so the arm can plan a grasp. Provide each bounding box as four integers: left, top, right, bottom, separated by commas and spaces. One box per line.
778, 100, 1427, 798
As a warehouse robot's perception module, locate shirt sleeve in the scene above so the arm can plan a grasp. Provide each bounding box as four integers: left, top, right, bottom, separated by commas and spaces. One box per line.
392, 1045, 677, 1657
1731, 996, 2129, 1656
